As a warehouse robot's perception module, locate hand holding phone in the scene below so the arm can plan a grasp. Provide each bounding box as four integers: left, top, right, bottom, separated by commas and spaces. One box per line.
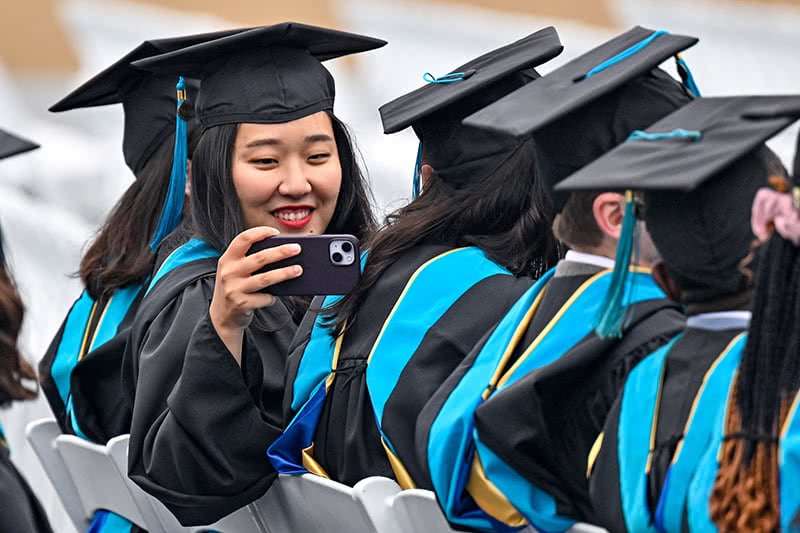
210, 226, 304, 363
247, 234, 361, 296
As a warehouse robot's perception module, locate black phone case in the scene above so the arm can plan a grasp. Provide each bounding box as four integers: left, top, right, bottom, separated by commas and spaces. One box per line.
247, 234, 360, 296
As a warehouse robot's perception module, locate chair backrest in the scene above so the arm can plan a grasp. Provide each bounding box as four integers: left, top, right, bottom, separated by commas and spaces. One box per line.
24, 418, 89, 533
567, 524, 610, 533
106, 435, 172, 533
54, 434, 150, 530
108, 435, 265, 533
252, 474, 378, 533
352, 477, 403, 533
391, 489, 468, 533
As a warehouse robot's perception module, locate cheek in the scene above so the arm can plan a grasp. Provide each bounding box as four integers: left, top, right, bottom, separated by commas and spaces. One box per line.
232, 160, 276, 204
314, 161, 343, 206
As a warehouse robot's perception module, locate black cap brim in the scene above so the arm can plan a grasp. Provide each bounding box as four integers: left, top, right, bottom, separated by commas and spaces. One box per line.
49, 28, 249, 112
131, 22, 387, 76
463, 26, 698, 137
555, 95, 800, 193
378, 26, 562, 134
0, 129, 39, 160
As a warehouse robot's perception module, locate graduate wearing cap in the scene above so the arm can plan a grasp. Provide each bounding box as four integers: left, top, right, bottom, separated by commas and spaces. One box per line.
266, 27, 564, 498
683, 122, 800, 533
38, 29, 249, 533
414, 27, 694, 532
39, 28, 245, 443
553, 95, 800, 532
0, 129, 54, 533
120, 23, 384, 525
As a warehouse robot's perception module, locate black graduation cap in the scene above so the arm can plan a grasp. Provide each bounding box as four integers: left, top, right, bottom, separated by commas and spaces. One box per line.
377, 27, 562, 189
557, 95, 800, 293
0, 128, 39, 265
462, 26, 697, 207
464, 26, 698, 137
132, 22, 387, 130
48, 28, 247, 173
0, 128, 39, 160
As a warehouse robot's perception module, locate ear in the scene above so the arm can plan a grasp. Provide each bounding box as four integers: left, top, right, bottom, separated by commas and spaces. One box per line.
185, 159, 192, 198
592, 192, 626, 240
421, 164, 434, 189
651, 261, 681, 302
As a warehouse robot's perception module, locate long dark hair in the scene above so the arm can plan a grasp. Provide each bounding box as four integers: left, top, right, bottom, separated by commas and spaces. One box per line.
710, 234, 800, 532
0, 251, 36, 407
190, 112, 377, 322
327, 137, 559, 337
79, 123, 201, 299
191, 112, 375, 251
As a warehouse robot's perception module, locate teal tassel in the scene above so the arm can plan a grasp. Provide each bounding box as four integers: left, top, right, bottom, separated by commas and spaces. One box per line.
149, 76, 188, 252
412, 142, 423, 199
595, 192, 637, 339
675, 54, 701, 98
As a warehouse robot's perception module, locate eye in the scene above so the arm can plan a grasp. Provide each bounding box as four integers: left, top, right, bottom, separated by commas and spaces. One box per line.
308, 153, 331, 164
251, 157, 278, 167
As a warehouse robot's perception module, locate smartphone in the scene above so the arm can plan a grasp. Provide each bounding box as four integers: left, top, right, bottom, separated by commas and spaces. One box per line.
247, 234, 360, 296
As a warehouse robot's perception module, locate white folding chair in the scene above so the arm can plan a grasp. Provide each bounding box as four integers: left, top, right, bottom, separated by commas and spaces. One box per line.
567, 523, 609, 533
252, 473, 378, 533
390, 487, 608, 533
25, 418, 89, 532
107, 434, 264, 533
54, 434, 150, 530
390, 489, 468, 533
352, 477, 403, 533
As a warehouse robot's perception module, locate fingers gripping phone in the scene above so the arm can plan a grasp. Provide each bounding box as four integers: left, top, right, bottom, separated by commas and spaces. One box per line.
247, 234, 361, 296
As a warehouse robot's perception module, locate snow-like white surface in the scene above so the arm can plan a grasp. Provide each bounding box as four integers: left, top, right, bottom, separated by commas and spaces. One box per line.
0, 0, 798, 531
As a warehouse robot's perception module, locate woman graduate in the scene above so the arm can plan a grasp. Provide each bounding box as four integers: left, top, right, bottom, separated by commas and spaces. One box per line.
39, 28, 243, 445
553, 95, 800, 533
683, 120, 800, 532
122, 23, 384, 525
268, 27, 562, 491
0, 129, 53, 533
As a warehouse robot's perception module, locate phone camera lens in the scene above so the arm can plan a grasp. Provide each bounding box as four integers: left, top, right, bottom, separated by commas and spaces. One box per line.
341, 241, 353, 253
332, 252, 344, 263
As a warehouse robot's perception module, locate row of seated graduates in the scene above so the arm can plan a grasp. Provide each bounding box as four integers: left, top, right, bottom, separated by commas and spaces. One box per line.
29, 18, 800, 533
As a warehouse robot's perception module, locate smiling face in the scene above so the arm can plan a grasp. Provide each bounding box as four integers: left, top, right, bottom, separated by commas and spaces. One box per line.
232, 111, 342, 235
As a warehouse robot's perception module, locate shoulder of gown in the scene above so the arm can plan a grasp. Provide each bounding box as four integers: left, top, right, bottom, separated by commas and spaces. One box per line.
124, 258, 295, 525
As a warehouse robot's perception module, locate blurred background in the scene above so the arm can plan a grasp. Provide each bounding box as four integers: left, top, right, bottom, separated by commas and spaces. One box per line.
1, 0, 799, 530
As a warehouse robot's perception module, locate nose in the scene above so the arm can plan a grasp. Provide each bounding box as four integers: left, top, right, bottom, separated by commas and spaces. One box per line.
277, 159, 312, 198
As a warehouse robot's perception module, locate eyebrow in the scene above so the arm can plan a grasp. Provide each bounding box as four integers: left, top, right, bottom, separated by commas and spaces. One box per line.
305, 134, 335, 144
242, 133, 334, 150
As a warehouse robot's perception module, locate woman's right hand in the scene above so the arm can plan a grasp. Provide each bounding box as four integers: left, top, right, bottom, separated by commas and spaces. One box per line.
209, 226, 302, 364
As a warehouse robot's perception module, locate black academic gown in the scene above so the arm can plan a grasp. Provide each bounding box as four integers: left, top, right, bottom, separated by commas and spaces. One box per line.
589, 326, 746, 533
0, 436, 54, 533
283, 244, 535, 487
425, 259, 684, 521
39, 287, 144, 443
122, 254, 296, 526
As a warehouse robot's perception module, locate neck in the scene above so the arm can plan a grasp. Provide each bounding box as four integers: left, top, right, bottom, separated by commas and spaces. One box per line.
681, 287, 754, 316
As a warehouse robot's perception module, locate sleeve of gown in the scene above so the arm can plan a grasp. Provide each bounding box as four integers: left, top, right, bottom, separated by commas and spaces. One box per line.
127, 277, 284, 526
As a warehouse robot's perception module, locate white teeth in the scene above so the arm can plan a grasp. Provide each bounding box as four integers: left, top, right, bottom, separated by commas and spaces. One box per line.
274, 209, 310, 221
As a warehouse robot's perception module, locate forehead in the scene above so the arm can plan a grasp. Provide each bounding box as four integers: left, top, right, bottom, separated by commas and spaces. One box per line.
236, 111, 334, 145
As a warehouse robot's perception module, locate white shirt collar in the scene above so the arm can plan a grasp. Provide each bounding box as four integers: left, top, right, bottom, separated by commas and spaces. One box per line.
686, 311, 751, 331
564, 250, 616, 270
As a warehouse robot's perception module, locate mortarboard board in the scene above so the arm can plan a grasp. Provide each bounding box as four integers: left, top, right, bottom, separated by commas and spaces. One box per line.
0, 128, 39, 160
132, 22, 387, 130
463, 26, 698, 209
49, 29, 247, 174
0, 128, 39, 265
377, 27, 562, 192
557, 95, 800, 335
